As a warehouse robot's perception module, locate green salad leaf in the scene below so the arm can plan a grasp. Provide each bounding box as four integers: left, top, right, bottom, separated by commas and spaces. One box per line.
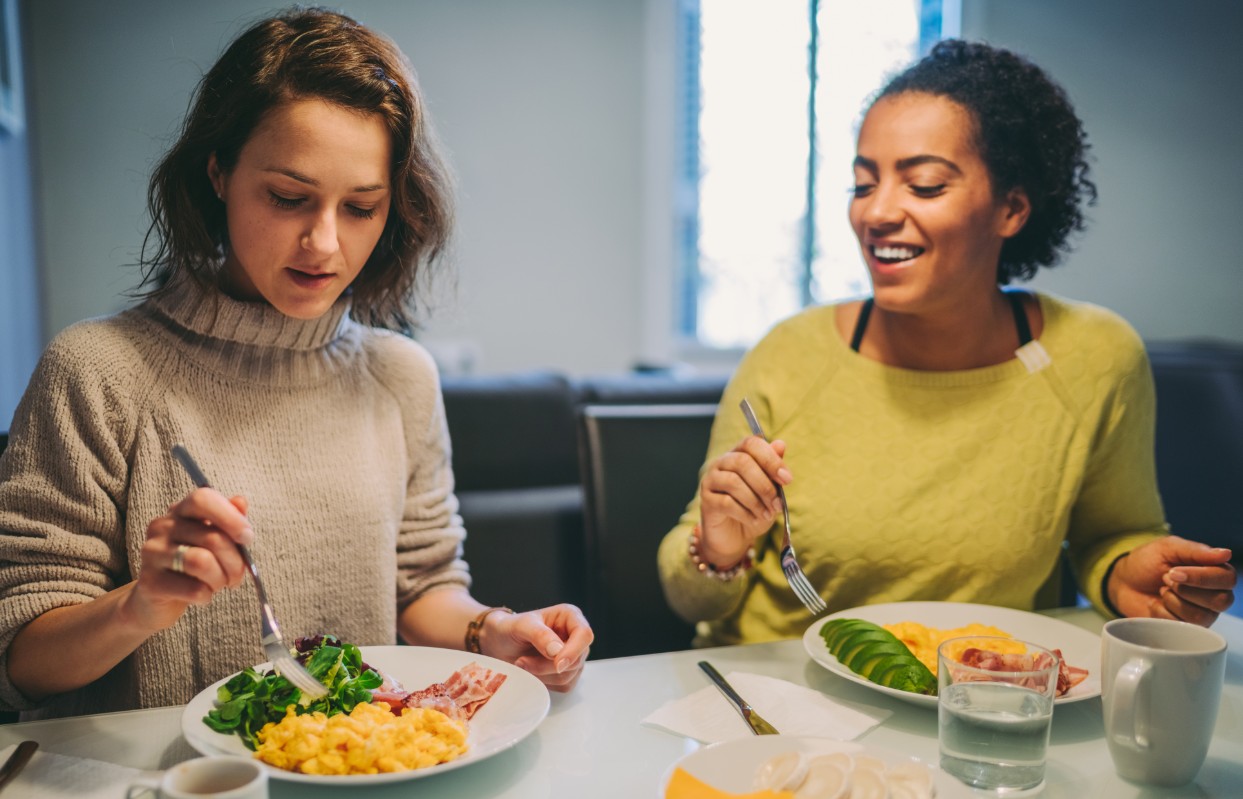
202, 635, 383, 750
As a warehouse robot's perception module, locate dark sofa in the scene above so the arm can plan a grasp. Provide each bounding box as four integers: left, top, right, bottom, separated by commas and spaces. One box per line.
440, 371, 728, 624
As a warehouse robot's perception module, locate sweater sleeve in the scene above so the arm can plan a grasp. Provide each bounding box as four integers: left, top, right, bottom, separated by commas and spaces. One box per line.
370, 335, 471, 609
1064, 334, 1168, 615
0, 327, 136, 711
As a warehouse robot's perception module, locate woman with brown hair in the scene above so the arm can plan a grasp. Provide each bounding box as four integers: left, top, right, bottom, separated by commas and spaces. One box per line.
0, 7, 591, 719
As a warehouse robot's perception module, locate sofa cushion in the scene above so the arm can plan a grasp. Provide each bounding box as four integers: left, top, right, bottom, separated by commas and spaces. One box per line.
441, 371, 579, 491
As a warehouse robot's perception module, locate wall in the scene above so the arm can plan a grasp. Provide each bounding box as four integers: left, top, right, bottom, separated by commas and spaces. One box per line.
16, 0, 1243, 397
0, 0, 40, 428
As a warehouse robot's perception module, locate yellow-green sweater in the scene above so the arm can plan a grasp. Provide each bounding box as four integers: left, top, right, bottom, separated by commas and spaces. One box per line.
658, 293, 1167, 646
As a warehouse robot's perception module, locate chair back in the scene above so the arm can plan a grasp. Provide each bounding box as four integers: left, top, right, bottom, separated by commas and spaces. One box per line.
1148, 340, 1243, 559
578, 404, 717, 659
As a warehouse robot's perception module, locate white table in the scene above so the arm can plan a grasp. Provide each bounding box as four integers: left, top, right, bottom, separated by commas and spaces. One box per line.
2, 608, 1240, 798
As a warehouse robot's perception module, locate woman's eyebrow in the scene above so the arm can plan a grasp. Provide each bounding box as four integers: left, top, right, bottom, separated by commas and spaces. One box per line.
262, 166, 386, 193
852, 154, 963, 175
895, 154, 963, 174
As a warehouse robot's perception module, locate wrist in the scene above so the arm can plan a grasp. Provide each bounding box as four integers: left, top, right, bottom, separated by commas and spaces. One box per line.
689, 524, 754, 581
1102, 553, 1128, 617
465, 606, 513, 654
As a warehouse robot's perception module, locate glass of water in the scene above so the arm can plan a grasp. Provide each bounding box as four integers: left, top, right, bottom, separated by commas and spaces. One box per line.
937, 636, 1060, 794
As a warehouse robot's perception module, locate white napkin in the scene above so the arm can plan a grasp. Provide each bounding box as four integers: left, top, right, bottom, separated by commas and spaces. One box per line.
642, 671, 890, 744
0, 743, 148, 799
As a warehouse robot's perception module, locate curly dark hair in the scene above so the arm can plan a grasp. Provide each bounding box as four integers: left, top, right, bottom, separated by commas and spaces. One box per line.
139, 6, 454, 330
875, 39, 1096, 284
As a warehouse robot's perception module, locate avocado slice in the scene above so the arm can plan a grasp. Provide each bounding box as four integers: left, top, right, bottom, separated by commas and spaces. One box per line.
819, 618, 937, 696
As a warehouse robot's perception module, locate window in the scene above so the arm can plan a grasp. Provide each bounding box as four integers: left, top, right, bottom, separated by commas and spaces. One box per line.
677, 0, 958, 349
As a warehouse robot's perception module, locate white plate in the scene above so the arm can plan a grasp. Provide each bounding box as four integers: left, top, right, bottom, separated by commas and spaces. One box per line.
659, 736, 967, 798
182, 646, 549, 785
802, 601, 1101, 709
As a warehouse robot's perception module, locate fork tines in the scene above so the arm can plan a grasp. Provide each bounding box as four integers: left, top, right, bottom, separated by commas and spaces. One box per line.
782, 550, 827, 613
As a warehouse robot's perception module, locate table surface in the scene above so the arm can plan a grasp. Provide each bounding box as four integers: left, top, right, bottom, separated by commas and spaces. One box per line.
2, 607, 1240, 798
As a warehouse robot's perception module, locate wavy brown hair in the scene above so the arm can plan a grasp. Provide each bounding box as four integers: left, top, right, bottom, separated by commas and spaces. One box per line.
140, 6, 454, 329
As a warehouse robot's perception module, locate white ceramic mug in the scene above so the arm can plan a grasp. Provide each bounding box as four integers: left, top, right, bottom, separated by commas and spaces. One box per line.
126, 755, 268, 799
1101, 617, 1227, 787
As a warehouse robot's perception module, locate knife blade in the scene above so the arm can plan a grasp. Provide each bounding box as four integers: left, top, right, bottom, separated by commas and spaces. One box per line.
0, 740, 37, 794
698, 661, 780, 735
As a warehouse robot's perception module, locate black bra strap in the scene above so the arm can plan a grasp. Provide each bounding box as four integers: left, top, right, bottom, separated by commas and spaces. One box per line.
850, 292, 1032, 353
1007, 291, 1033, 347
849, 298, 873, 353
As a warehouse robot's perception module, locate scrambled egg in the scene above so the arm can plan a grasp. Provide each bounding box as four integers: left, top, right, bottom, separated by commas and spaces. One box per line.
254, 700, 469, 775
883, 621, 1024, 675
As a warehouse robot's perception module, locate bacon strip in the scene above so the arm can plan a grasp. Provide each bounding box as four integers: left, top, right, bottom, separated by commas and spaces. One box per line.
378, 662, 508, 721
957, 647, 1088, 697
443, 662, 508, 720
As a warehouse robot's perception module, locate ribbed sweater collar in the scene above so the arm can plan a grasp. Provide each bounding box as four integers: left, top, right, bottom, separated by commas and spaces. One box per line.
145, 279, 358, 386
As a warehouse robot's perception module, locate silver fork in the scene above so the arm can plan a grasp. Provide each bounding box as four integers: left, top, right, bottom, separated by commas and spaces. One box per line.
738, 399, 827, 614
171, 444, 329, 699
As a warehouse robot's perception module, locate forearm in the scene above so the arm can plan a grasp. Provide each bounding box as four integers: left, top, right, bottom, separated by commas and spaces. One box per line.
7, 583, 163, 700
397, 587, 492, 651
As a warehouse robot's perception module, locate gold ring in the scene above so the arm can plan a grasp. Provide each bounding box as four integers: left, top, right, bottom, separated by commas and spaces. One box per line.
171, 544, 190, 574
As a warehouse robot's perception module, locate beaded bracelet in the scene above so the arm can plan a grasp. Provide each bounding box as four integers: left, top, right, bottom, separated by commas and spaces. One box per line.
688, 524, 754, 581
465, 606, 514, 653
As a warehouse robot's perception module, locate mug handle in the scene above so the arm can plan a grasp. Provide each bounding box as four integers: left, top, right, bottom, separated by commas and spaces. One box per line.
1108, 657, 1152, 750
125, 777, 161, 798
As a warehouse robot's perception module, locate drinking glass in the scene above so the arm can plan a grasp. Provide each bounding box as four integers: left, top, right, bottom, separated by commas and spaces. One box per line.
937, 636, 1059, 794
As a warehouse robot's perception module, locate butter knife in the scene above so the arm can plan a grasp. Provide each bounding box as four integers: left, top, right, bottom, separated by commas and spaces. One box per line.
698, 661, 780, 735
0, 740, 37, 794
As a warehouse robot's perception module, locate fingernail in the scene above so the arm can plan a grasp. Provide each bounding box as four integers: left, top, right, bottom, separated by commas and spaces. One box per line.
547, 641, 563, 658
1212, 547, 1232, 556
772, 498, 784, 513
777, 468, 793, 484
240, 526, 255, 546
555, 658, 567, 674
1168, 570, 1187, 583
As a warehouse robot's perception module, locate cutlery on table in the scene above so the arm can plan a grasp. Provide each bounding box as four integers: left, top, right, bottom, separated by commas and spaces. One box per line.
170, 444, 329, 700
698, 660, 780, 736
0, 740, 37, 795
738, 398, 827, 614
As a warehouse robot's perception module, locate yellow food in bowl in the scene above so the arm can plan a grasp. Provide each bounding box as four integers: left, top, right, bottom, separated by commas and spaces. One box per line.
254, 700, 469, 775
883, 621, 1024, 674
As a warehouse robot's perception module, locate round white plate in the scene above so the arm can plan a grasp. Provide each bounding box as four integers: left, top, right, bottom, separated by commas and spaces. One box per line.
182, 646, 549, 785
802, 601, 1101, 708
659, 736, 966, 798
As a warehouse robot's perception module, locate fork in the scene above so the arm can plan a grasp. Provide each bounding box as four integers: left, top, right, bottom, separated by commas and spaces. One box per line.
738, 399, 827, 614
170, 444, 329, 699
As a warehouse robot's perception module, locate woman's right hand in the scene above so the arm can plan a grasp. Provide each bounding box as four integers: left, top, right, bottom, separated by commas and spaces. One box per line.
129, 488, 255, 632
697, 435, 792, 568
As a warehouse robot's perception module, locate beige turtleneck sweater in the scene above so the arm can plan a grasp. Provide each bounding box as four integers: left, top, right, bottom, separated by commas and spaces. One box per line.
0, 282, 469, 718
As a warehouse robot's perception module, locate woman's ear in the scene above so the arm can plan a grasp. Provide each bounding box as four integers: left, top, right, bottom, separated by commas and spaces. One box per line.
997, 187, 1031, 239
207, 153, 226, 201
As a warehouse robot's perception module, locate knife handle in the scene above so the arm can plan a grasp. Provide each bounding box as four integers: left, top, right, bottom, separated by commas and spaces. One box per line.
698, 660, 750, 710
0, 740, 37, 794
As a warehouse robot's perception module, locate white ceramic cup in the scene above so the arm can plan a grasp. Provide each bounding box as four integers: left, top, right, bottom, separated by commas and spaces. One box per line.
126, 755, 268, 799
1101, 617, 1227, 787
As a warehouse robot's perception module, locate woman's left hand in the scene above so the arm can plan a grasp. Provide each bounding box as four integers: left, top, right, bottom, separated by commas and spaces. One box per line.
484, 604, 594, 692
1107, 536, 1236, 626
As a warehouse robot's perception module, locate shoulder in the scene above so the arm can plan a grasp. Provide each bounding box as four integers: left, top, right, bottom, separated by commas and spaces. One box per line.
1039, 293, 1148, 373
36, 309, 154, 388
355, 327, 443, 402
1037, 293, 1153, 409
744, 304, 842, 370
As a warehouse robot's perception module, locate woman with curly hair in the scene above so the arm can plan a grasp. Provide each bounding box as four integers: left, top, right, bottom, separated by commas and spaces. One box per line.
0, 7, 591, 719
659, 40, 1235, 645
